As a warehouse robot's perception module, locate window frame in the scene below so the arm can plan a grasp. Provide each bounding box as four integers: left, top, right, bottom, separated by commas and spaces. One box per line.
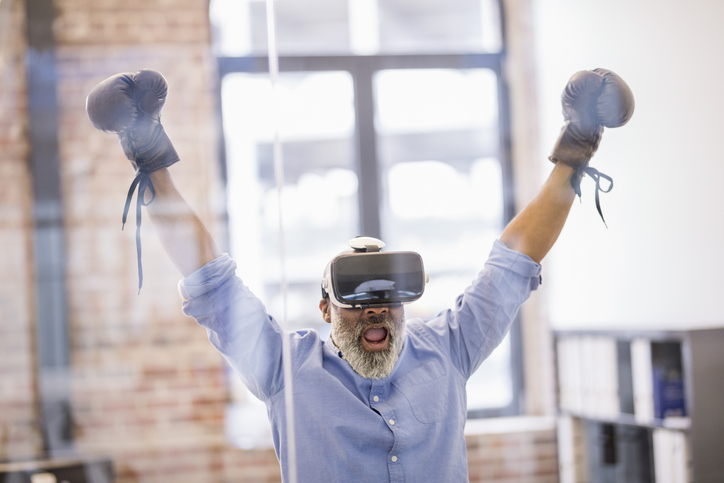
215, 51, 524, 419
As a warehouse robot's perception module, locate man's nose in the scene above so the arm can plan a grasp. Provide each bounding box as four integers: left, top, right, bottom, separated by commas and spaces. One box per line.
364, 306, 388, 316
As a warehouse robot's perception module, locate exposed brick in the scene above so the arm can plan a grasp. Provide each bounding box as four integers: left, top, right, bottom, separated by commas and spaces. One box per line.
0, 0, 41, 461
465, 429, 559, 482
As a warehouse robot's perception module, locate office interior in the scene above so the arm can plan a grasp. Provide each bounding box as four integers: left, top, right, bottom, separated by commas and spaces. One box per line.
1, 0, 723, 481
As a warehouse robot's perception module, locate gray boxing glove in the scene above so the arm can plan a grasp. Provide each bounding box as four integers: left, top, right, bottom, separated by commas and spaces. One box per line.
86, 69, 180, 174
550, 68, 635, 225
86, 69, 180, 292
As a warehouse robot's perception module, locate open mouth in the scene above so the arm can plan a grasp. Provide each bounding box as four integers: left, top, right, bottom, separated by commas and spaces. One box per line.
361, 325, 389, 351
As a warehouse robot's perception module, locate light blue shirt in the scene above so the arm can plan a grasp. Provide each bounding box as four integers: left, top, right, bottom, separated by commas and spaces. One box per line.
179, 240, 541, 482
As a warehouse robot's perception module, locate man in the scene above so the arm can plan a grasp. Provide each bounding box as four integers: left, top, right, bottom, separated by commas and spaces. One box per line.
86, 67, 633, 482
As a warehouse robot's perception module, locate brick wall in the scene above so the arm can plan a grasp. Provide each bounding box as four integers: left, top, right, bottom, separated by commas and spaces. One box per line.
0, 0, 43, 461
51, 0, 234, 480
466, 424, 559, 483
2, 0, 559, 481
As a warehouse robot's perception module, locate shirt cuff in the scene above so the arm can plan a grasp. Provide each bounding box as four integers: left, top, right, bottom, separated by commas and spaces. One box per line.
177, 253, 237, 301
487, 239, 542, 289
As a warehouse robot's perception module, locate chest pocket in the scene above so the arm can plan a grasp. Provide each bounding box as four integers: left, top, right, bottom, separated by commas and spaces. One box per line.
392, 360, 448, 424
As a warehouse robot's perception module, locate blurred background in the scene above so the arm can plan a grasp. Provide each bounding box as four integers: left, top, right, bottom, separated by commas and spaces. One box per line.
1, 0, 723, 481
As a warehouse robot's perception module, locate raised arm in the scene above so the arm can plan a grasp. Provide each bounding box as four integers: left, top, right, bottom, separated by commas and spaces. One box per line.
500, 163, 577, 264
86, 69, 220, 285
501, 68, 635, 264
85, 70, 296, 401
146, 168, 220, 277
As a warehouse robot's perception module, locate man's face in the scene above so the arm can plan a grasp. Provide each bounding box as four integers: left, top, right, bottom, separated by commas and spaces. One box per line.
320, 300, 405, 379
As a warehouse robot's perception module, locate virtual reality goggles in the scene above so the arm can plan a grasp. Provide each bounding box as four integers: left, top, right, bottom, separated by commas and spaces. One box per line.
322, 237, 428, 308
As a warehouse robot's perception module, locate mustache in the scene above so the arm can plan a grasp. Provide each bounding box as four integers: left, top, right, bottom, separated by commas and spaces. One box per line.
354, 312, 395, 339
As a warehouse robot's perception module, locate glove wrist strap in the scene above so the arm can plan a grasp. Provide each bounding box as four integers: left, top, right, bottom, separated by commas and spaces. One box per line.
122, 172, 156, 293
569, 166, 614, 227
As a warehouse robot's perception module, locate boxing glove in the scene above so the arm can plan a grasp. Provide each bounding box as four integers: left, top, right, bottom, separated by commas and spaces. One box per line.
86, 69, 180, 174
86, 69, 180, 292
550, 68, 635, 224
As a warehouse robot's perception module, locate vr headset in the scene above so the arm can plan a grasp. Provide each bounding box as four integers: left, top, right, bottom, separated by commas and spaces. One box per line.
322, 237, 428, 308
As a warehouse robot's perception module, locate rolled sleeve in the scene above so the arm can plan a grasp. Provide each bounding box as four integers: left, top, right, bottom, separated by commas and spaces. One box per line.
176, 253, 288, 400
177, 254, 237, 301
420, 239, 543, 378
486, 239, 542, 290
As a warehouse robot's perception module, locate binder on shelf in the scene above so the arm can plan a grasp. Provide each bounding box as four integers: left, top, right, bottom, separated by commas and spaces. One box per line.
653, 428, 690, 483
631, 338, 654, 423
557, 336, 619, 419
652, 366, 686, 420
557, 416, 575, 483
580, 336, 596, 415
557, 415, 588, 483
568, 336, 583, 414
597, 336, 619, 418
557, 336, 584, 414
556, 337, 571, 412
616, 340, 635, 415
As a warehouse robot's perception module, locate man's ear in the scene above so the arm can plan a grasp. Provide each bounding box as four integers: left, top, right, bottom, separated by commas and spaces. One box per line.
319, 298, 332, 323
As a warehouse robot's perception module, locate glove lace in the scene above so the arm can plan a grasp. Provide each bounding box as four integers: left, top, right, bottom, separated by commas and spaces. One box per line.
571, 166, 614, 227
122, 172, 156, 293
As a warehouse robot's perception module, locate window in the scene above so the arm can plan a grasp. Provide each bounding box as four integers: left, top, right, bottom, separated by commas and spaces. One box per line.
211, 0, 521, 448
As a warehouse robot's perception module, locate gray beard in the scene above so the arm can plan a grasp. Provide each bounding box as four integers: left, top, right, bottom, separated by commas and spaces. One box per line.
330, 310, 405, 380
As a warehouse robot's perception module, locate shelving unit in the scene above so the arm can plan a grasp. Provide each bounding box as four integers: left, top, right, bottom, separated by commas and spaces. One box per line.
553, 328, 724, 483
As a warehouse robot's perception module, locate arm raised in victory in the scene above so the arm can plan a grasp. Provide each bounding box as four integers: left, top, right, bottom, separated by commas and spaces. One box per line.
86, 69, 219, 286
501, 68, 635, 263
86, 70, 291, 400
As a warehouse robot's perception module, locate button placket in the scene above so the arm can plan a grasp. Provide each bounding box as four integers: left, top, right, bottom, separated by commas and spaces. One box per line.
369, 379, 386, 406
370, 381, 404, 480
384, 407, 406, 482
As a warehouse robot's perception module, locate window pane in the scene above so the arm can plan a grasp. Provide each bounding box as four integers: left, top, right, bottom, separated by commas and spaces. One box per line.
211, 0, 351, 56
378, 0, 501, 54
375, 68, 498, 132
374, 68, 511, 410
221, 70, 358, 332
249, 0, 351, 55
210, 0, 502, 56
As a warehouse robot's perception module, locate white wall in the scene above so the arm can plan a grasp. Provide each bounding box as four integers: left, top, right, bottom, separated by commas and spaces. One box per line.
531, 0, 724, 330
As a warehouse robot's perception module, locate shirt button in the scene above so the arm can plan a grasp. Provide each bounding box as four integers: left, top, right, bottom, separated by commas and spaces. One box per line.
389, 419, 395, 425
373, 396, 379, 402
391, 456, 398, 462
